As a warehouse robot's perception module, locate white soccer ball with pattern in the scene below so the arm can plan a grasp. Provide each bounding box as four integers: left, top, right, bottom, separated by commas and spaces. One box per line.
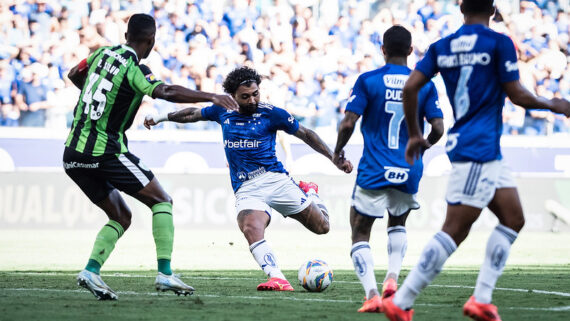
297, 259, 333, 292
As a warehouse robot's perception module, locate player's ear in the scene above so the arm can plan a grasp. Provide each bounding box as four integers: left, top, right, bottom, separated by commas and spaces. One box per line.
381, 45, 387, 58
407, 46, 413, 56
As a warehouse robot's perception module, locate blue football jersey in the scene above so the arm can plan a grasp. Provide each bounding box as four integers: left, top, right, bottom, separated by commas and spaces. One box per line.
201, 102, 299, 192
346, 63, 442, 194
416, 24, 520, 162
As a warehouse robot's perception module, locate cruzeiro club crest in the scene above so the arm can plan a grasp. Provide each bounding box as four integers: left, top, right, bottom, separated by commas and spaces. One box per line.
419, 247, 439, 273
264, 253, 277, 267
353, 253, 367, 277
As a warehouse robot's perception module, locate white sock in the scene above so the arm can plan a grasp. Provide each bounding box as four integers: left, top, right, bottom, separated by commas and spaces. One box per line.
307, 190, 328, 216
394, 231, 457, 309
474, 224, 518, 304
351, 241, 378, 299
386, 226, 407, 282
249, 239, 286, 279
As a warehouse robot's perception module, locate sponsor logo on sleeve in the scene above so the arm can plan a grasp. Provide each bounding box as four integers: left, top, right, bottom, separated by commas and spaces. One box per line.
505, 60, 518, 72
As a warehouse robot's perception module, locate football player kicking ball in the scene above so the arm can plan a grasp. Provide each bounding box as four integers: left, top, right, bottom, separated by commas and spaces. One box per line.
333, 26, 443, 313
382, 1, 570, 321
64, 13, 238, 300
145, 66, 353, 291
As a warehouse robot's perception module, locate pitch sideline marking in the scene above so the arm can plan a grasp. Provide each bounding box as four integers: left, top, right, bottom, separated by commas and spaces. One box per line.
5, 271, 570, 298
2, 287, 570, 312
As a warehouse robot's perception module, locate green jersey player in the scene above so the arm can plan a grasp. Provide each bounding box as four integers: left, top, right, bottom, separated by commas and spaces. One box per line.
64, 13, 238, 300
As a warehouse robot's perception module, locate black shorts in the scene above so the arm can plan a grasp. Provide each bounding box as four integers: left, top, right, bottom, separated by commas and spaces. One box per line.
63, 147, 155, 203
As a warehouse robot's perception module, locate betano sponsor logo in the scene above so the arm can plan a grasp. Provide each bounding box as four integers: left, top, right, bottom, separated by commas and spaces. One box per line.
224, 139, 260, 149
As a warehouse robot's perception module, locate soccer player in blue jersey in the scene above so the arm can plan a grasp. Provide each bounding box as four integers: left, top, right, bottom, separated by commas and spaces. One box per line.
382, 1, 570, 321
333, 26, 444, 313
145, 66, 353, 291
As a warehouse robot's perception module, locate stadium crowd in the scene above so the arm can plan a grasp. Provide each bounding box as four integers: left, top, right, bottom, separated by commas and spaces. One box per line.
0, 0, 569, 135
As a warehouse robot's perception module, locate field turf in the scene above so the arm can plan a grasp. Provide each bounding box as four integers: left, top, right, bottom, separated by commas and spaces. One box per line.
1, 267, 569, 321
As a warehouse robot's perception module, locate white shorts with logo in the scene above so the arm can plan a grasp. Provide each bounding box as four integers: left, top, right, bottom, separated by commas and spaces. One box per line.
235, 172, 311, 217
446, 159, 516, 209
351, 185, 420, 218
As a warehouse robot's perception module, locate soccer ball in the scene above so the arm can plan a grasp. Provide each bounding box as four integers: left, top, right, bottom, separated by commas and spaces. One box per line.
297, 259, 333, 292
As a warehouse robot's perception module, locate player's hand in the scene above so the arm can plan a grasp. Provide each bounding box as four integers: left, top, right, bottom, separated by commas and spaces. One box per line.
551, 98, 570, 117
332, 150, 345, 166
332, 150, 353, 173
338, 159, 353, 173
144, 115, 157, 130
212, 93, 239, 111
405, 135, 431, 165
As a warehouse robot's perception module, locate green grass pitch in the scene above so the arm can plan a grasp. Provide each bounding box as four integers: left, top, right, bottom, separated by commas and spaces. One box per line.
1, 267, 569, 321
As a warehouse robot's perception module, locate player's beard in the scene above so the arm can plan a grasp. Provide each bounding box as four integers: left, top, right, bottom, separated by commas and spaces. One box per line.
240, 103, 257, 115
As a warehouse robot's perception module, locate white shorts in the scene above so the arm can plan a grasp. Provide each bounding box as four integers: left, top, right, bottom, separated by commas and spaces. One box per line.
351, 185, 420, 218
446, 159, 516, 209
235, 172, 311, 217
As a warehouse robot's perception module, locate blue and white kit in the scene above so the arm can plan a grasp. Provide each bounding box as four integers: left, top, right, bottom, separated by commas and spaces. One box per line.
346, 63, 442, 217
201, 102, 310, 215
415, 24, 520, 207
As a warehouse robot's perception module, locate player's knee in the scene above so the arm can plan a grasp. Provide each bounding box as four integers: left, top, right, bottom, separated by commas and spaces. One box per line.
240, 221, 263, 238
314, 218, 329, 235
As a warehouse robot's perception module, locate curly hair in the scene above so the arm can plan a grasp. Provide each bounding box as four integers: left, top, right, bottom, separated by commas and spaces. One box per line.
222, 66, 262, 95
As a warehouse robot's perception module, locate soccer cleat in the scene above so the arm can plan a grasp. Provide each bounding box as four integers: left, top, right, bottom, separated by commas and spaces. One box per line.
155, 272, 195, 296
357, 295, 383, 313
257, 277, 294, 291
382, 296, 414, 321
299, 181, 319, 194
463, 296, 502, 321
77, 269, 118, 300
382, 278, 398, 299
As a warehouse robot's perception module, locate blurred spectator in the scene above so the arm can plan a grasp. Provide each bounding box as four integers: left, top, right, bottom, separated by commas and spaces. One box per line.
0, 0, 568, 136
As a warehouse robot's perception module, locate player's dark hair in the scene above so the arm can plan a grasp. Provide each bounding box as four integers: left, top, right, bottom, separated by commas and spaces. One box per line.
222, 66, 262, 95
461, 0, 494, 15
126, 14, 156, 42
383, 25, 412, 58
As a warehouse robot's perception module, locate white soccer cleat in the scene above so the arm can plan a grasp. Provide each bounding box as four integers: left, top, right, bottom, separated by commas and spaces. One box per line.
154, 272, 195, 296
77, 269, 118, 300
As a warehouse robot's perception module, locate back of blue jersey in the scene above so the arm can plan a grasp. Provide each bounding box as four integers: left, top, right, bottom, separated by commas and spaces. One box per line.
416, 24, 520, 162
346, 64, 442, 194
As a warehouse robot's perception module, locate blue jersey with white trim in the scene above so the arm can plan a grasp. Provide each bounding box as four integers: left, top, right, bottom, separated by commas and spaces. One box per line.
416, 24, 520, 162
346, 64, 442, 194
201, 102, 299, 192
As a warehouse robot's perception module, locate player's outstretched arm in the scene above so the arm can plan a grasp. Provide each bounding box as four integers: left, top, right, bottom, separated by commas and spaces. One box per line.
152, 84, 239, 111
503, 80, 570, 117
68, 59, 89, 89
403, 70, 432, 164
144, 107, 204, 129
294, 125, 353, 173
333, 111, 360, 167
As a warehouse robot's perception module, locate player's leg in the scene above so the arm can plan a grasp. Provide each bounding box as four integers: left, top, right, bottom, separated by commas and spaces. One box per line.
288, 202, 330, 234
383, 210, 410, 298
464, 187, 524, 320
237, 209, 293, 291
350, 206, 382, 312
110, 152, 193, 295
64, 148, 127, 300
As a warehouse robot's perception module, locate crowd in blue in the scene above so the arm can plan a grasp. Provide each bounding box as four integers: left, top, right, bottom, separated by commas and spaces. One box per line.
0, 0, 568, 135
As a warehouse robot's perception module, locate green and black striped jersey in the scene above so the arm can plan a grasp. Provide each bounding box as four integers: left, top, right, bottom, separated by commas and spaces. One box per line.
65, 45, 162, 156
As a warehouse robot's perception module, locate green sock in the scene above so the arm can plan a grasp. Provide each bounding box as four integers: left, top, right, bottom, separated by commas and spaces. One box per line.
86, 220, 124, 273
152, 202, 174, 275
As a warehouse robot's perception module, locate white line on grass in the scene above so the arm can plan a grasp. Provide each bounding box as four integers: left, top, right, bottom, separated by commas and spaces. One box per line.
5, 272, 570, 298
2, 287, 570, 312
